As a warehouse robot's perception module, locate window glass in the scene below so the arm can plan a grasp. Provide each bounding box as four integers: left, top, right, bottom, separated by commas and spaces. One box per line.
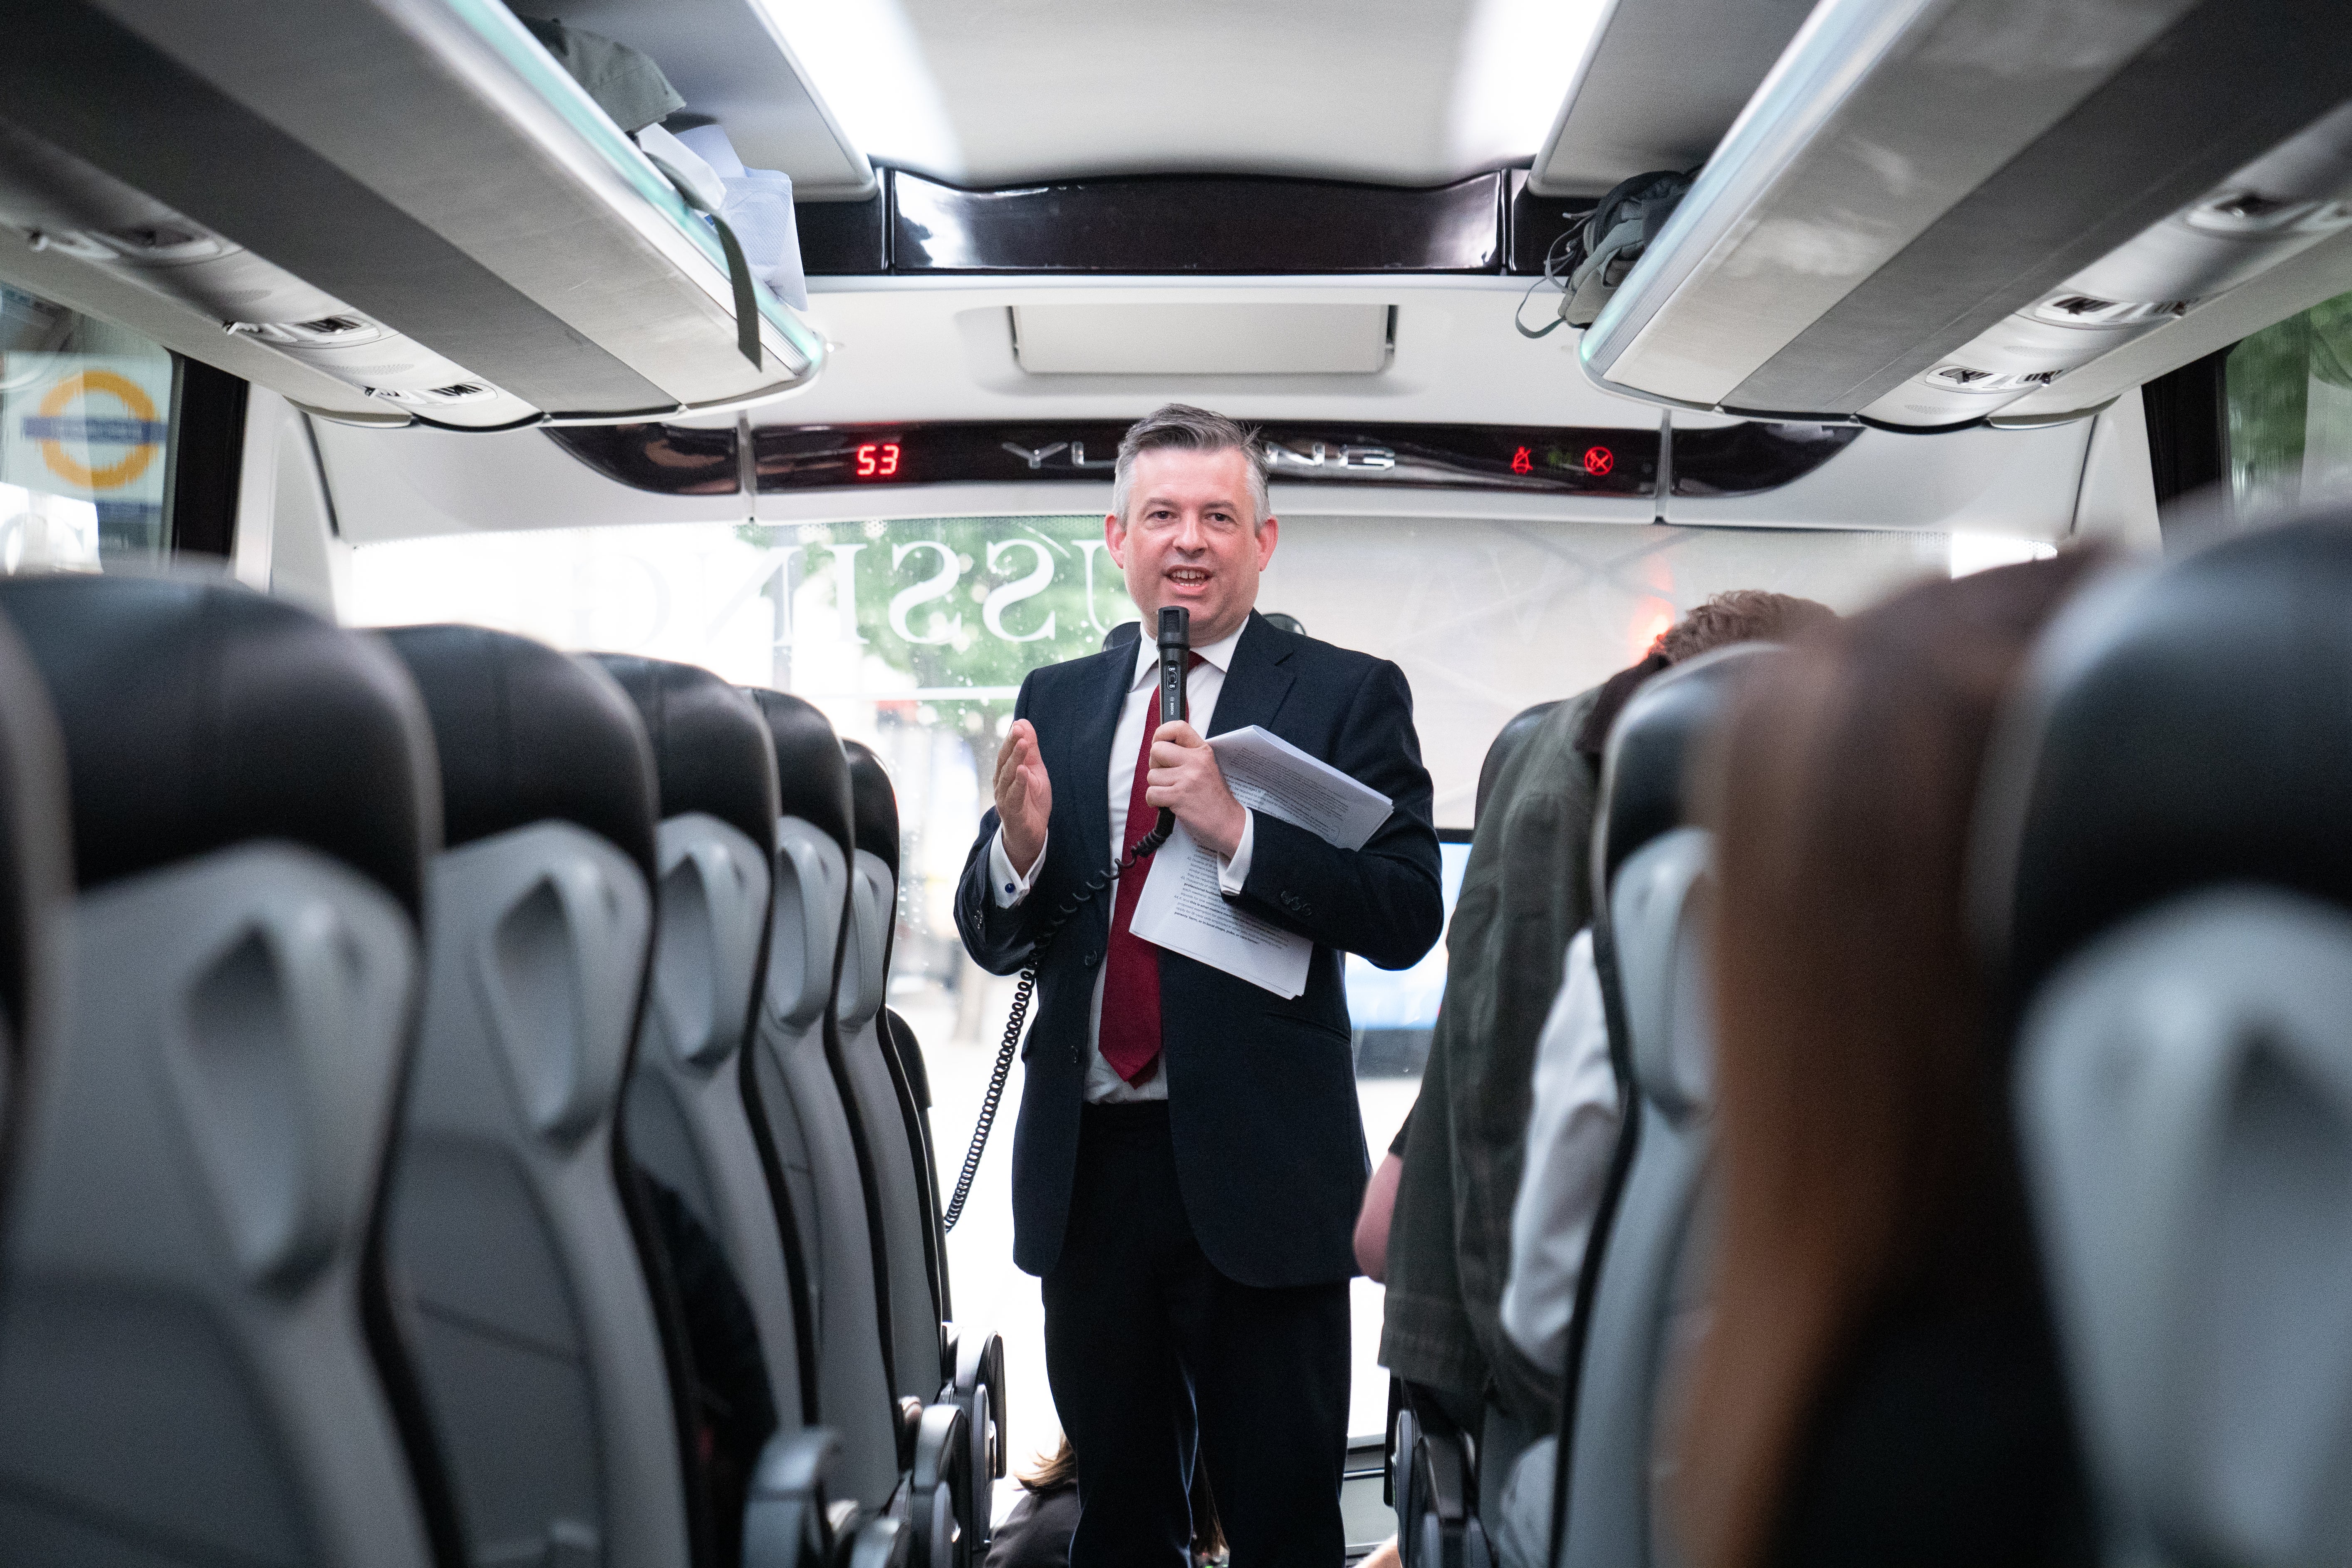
347, 508, 1944, 1458
0, 284, 174, 571
2227, 285, 2352, 520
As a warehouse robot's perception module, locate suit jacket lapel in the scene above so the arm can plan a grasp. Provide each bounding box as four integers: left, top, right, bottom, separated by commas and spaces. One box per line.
1067, 644, 1131, 868
1207, 611, 1297, 740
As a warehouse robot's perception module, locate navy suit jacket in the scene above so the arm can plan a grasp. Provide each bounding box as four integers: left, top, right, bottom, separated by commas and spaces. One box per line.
954, 612, 1443, 1286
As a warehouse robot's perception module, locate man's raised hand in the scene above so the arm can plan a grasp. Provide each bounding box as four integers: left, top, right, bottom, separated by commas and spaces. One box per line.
994, 718, 1051, 874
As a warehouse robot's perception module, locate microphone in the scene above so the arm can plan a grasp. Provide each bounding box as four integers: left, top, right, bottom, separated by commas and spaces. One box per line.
1154, 606, 1190, 837
1157, 605, 1191, 728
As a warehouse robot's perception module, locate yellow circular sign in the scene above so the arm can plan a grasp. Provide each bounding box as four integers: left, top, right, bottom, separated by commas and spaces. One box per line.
37, 370, 161, 492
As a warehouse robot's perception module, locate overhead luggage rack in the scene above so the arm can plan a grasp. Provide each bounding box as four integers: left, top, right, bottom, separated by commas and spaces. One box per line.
1573, 0, 2352, 431
0, 0, 827, 430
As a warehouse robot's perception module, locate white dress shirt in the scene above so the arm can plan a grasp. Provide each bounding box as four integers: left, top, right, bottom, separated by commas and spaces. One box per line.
988, 623, 1256, 1102
1500, 927, 1622, 1373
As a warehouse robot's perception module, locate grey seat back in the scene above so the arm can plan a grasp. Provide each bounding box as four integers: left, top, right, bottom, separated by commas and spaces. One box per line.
1562, 643, 1774, 1568
1978, 513, 2352, 1568
1562, 828, 1714, 1568
0, 612, 66, 1229
381, 625, 689, 1568
0, 577, 439, 1568
744, 690, 901, 1510
841, 739, 944, 1407
596, 654, 810, 1434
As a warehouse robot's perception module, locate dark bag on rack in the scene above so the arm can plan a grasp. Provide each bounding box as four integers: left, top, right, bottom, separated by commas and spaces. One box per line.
1535, 168, 1698, 334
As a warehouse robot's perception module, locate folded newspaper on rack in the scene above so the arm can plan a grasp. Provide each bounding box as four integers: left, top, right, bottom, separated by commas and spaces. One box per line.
1129, 725, 1395, 997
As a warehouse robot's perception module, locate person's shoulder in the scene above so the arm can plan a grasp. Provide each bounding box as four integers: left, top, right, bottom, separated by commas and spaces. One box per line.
1256, 616, 1394, 690
1025, 644, 1127, 697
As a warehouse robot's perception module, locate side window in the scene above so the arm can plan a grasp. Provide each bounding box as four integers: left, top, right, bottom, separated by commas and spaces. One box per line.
0, 284, 176, 572
2226, 286, 2352, 520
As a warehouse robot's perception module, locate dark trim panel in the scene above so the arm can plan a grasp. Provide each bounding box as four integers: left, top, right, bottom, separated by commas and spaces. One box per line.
892, 171, 1505, 274
163, 355, 248, 559
801, 169, 1599, 277
1508, 172, 1598, 276
2142, 346, 2231, 535
546, 419, 1860, 501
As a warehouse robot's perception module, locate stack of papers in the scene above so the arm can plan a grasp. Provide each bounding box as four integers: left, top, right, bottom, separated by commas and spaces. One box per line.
1128, 726, 1394, 997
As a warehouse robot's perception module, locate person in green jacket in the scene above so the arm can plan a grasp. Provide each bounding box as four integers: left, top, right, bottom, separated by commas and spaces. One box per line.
1373, 590, 1835, 1511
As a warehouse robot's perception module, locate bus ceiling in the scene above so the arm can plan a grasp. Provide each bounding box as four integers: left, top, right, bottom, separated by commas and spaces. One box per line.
0, 0, 2347, 442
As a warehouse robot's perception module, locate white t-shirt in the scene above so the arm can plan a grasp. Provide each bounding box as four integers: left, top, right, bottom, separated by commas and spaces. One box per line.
1500, 927, 1622, 1374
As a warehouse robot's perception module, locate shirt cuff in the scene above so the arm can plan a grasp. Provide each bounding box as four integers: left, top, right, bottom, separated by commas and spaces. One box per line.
1217, 809, 1255, 897
990, 826, 1046, 907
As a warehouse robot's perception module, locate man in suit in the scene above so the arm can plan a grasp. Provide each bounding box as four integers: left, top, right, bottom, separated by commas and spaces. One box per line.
956, 404, 1444, 1566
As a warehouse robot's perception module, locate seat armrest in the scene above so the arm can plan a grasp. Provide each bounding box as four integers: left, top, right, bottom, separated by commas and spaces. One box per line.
938, 1325, 1005, 1563
743, 1427, 842, 1568
1393, 1383, 1493, 1568
901, 1402, 967, 1568
949, 1327, 1006, 1477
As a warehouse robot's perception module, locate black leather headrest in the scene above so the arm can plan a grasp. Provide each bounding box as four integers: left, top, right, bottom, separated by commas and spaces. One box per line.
742, 689, 852, 860
589, 654, 778, 861
381, 625, 656, 887
842, 740, 899, 878
1987, 513, 2352, 1003
0, 576, 436, 918
1476, 699, 1562, 827
1593, 642, 1776, 904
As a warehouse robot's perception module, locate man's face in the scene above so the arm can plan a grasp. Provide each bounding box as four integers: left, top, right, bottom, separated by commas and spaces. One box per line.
1107, 446, 1279, 648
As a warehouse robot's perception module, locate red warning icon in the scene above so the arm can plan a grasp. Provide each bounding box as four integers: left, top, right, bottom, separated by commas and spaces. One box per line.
1511, 446, 1533, 475
1584, 446, 1614, 476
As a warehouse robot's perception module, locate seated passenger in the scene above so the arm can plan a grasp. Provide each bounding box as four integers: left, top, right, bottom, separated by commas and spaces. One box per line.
1670, 556, 2098, 1568
1378, 591, 1834, 1457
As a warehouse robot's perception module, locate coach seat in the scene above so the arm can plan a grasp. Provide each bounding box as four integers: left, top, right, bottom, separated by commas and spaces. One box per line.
1560, 643, 1773, 1568
0, 577, 437, 1568
838, 740, 944, 1410
1982, 512, 2352, 1568
845, 740, 1004, 1558
744, 691, 909, 1511
594, 654, 810, 1438
378, 625, 686, 1568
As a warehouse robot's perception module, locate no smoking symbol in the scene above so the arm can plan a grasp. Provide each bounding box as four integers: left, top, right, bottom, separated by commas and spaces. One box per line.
1583, 446, 1614, 476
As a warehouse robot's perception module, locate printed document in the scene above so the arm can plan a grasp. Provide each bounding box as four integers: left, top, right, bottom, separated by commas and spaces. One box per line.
1128, 725, 1394, 997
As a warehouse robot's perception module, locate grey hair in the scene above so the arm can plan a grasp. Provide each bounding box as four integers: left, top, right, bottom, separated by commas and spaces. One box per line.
1109, 404, 1271, 528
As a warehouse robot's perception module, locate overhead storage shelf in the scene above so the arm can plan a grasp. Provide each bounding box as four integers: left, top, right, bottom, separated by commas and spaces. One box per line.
0, 0, 827, 429
509, 0, 873, 203
1579, 0, 2352, 430
1529, 0, 1814, 198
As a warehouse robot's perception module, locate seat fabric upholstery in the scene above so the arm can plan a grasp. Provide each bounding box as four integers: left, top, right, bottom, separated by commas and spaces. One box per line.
743, 688, 904, 1510
0, 576, 438, 1568
380, 624, 692, 1568
1982, 514, 2352, 1568
593, 652, 811, 1435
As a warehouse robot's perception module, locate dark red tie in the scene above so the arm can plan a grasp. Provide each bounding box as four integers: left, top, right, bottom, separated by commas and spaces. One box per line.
1099, 656, 1200, 1086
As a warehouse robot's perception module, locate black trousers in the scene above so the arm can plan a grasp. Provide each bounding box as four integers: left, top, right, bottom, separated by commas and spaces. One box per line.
1041, 1102, 1352, 1568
